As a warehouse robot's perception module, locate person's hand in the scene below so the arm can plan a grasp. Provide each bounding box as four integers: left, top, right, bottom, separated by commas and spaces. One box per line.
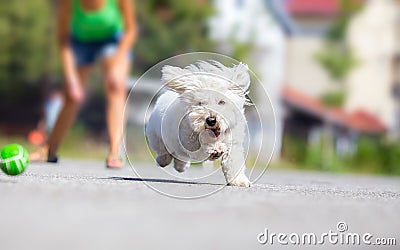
65, 75, 84, 103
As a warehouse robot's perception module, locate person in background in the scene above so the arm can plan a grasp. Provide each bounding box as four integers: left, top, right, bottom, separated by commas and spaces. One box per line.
29, 89, 64, 162
47, 0, 137, 168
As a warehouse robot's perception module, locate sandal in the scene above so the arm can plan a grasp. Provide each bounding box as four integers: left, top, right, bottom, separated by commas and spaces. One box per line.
106, 156, 123, 169
47, 153, 59, 163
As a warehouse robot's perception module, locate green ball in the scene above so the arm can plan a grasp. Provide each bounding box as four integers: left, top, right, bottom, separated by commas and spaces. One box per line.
0, 144, 29, 176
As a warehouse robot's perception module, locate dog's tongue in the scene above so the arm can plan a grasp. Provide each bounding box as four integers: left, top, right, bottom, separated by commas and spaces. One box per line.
212, 129, 220, 137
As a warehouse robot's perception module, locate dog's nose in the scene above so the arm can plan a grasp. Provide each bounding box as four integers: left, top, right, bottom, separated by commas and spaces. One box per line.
206, 116, 216, 126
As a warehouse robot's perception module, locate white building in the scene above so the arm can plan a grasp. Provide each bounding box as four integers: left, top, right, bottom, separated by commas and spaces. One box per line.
209, 0, 289, 160
346, 0, 400, 136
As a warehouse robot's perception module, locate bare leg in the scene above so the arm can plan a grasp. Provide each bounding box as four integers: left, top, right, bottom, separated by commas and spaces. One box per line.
47, 67, 92, 158
102, 57, 130, 165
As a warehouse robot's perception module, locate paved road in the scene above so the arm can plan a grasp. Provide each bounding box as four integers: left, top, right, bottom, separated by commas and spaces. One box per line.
0, 159, 399, 250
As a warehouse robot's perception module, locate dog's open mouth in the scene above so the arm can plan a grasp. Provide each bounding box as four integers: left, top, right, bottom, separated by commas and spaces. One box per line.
208, 128, 220, 138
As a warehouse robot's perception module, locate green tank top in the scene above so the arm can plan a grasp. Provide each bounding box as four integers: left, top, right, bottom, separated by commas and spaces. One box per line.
71, 0, 124, 42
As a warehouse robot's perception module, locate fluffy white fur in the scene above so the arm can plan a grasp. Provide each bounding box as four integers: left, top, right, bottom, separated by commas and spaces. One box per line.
145, 61, 251, 187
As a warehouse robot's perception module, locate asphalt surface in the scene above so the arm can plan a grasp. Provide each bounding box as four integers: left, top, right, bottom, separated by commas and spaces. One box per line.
0, 159, 399, 250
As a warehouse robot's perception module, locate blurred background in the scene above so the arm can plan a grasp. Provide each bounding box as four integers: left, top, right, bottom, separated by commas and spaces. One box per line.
0, 0, 399, 175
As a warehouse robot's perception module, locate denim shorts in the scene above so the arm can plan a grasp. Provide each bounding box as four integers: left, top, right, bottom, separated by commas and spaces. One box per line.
71, 33, 132, 67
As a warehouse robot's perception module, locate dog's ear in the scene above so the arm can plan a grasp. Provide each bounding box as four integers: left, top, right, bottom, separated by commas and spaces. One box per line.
229, 63, 250, 94
162, 65, 194, 94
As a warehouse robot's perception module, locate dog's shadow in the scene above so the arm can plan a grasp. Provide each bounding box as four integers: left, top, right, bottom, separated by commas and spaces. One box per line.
104, 176, 223, 186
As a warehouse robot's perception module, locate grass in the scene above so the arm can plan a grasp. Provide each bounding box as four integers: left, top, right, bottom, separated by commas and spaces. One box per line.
0, 125, 108, 160
0, 125, 155, 162
0, 135, 37, 153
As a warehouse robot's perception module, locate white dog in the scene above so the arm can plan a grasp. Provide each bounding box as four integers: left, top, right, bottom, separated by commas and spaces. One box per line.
145, 61, 251, 187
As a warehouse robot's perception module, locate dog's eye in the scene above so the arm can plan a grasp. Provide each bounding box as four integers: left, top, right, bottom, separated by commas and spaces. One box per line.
198, 101, 207, 106
218, 100, 226, 105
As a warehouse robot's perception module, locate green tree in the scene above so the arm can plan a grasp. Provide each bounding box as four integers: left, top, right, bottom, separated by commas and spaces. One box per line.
134, 0, 215, 74
0, 0, 55, 93
316, 0, 361, 82
0, 0, 57, 126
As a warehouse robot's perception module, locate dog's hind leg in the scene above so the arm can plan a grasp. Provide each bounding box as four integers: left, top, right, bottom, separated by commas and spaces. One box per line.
173, 158, 190, 173
156, 153, 173, 167
149, 134, 172, 167
221, 144, 251, 187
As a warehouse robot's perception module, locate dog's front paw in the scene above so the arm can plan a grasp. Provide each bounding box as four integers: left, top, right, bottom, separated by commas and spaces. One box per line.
228, 174, 251, 187
207, 143, 227, 160
208, 148, 223, 160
